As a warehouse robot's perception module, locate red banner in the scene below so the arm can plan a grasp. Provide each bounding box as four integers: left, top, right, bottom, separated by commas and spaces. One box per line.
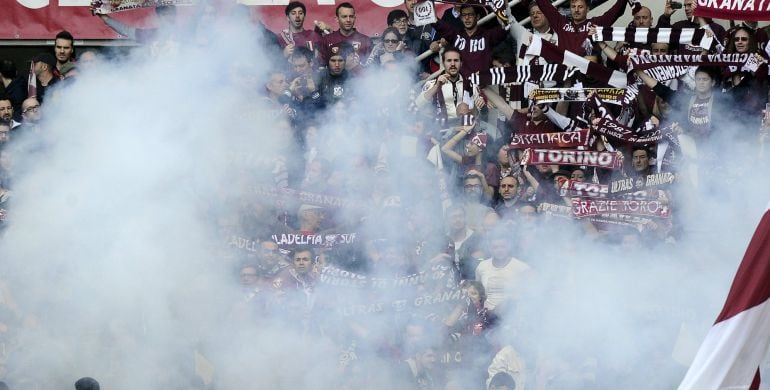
520, 148, 624, 169
559, 180, 609, 198
2, 1, 447, 40
571, 198, 671, 218
694, 0, 770, 22
509, 129, 593, 150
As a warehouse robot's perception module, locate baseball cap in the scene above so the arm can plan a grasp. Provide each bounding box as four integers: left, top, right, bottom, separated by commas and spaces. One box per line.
32, 53, 56, 70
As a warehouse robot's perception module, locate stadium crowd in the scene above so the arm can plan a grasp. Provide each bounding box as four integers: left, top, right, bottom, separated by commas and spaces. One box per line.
1, 0, 770, 388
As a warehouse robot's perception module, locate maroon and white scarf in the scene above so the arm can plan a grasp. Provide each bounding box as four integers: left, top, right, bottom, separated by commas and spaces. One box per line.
90, 0, 193, 14
271, 232, 358, 248
279, 29, 295, 46
629, 53, 764, 72
591, 27, 718, 52
523, 36, 628, 88
510, 129, 593, 149
538, 202, 656, 228
429, 76, 471, 127
592, 117, 666, 145
559, 180, 609, 198
610, 172, 676, 194
521, 148, 625, 169
27, 61, 37, 99
572, 198, 671, 218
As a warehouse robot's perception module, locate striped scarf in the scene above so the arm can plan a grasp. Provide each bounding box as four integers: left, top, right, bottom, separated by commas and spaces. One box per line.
523, 36, 628, 88
592, 27, 718, 52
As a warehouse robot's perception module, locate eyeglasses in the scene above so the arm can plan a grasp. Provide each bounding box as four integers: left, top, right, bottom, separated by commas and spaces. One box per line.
392, 18, 408, 25
23, 105, 40, 114
460, 13, 476, 18
384, 39, 399, 44
734, 36, 749, 42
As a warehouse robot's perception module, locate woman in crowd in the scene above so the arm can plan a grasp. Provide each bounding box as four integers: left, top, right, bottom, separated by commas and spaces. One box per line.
366, 27, 414, 67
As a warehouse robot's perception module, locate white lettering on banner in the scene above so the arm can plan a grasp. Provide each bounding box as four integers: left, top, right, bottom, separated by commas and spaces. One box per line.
697, 0, 768, 10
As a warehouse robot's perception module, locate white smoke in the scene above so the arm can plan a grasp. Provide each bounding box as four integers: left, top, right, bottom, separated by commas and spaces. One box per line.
0, 5, 769, 390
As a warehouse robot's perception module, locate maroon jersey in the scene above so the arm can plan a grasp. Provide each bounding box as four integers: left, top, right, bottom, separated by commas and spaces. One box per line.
434, 21, 507, 77
275, 28, 322, 52
320, 30, 372, 62
536, 0, 627, 56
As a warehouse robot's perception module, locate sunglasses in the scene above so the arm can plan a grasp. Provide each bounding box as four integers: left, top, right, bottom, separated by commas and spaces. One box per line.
734, 36, 749, 42
384, 39, 400, 44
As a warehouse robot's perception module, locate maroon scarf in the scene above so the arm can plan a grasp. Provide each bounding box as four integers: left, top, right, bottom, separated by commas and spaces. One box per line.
521, 148, 624, 169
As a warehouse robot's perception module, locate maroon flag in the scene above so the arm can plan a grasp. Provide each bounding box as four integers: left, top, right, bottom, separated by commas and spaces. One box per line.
27, 61, 36, 99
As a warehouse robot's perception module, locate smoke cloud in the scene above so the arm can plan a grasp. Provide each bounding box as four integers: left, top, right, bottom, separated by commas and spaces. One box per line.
0, 7, 768, 390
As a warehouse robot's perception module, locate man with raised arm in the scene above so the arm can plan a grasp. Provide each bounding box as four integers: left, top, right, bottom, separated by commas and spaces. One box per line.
536, 0, 627, 56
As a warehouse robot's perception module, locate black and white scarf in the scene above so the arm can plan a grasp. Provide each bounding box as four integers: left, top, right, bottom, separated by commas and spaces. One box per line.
591, 27, 718, 52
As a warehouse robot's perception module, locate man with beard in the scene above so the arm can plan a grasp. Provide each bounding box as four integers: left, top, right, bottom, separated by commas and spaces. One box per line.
433, 5, 507, 76
30, 53, 60, 104
18, 97, 42, 133
54, 30, 76, 77
276, 1, 322, 59
495, 176, 522, 219
0, 96, 19, 130
0, 60, 26, 123
255, 240, 291, 284
415, 48, 476, 124
318, 3, 372, 64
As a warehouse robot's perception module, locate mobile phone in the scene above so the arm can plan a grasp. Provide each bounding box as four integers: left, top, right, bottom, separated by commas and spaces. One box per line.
670, 1, 683, 9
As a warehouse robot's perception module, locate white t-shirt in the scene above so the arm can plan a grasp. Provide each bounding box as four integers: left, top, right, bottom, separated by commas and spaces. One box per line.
475, 256, 530, 310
